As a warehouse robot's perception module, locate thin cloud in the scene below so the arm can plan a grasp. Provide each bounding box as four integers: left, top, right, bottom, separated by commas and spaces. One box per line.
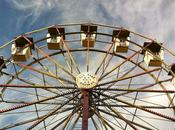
2, 0, 175, 129
7, 0, 175, 43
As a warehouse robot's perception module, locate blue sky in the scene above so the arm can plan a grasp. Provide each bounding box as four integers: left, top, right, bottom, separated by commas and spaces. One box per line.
1, 0, 175, 49
0, 0, 175, 129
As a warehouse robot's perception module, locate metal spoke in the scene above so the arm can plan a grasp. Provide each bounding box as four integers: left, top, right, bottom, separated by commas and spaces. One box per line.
95, 42, 114, 75
98, 78, 171, 99
98, 108, 154, 130
121, 106, 160, 130
26, 92, 79, 129
98, 92, 175, 122
98, 68, 161, 87
35, 46, 76, 80
70, 112, 81, 130
91, 116, 100, 130
51, 107, 80, 130
94, 94, 138, 130
95, 29, 123, 75
99, 50, 140, 81
0, 90, 78, 114
61, 38, 81, 74
0, 107, 74, 129
14, 62, 75, 85
94, 110, 116, 130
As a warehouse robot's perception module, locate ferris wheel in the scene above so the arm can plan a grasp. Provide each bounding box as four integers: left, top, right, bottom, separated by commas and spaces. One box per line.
0, 23, 174, 130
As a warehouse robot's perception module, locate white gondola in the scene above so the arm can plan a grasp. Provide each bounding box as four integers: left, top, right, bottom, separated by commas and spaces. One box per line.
113, 29, 130, 53
11, 37, 33, 62
47, 27, 65, 50
81, 33, 96, 47
46, 33, 63, 50
11, 43, 31, 62
80, 25, 97, 47
144, 49, 164, 66
143, 42, 164, 67
114, 36, 130, 53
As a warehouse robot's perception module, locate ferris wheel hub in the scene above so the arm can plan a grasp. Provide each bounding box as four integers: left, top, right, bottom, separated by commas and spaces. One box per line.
76, 73, 98, 89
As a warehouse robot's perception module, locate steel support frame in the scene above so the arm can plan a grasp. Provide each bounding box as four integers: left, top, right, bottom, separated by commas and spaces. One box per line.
82, 89, 90, 130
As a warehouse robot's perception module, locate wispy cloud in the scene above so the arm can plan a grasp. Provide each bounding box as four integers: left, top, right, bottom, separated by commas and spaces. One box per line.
1, 0, 175, 129
7, 0, 175, 43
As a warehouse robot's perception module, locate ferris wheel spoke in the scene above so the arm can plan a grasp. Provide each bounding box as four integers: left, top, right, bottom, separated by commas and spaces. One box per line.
97, 78, 171, 100
99, 50, 140, 81
1, 71, 61, 95
117, 99, 175, 122
2, 71, 32, 84
49, 97, 81, 130
35, 46, 76, 80
97, 108, 154, 130
0, 113, 44, 129
98, 115, 124, 130
92, 93, 138, 130
70, 112, 81, 130
60, 51, 74, 73
94, 111, 110, 130
91, 116, 100, 130
122, 96, 168, 109
119, 110, 172, 122
121, 107, 160, 130
42, 107, 78, 130
94, 112, 105, 130
0, 84, 77, 101
62, 38, 81, 74
99, 43, 140, 80
93, 91, 174, 109
95, 29, 124, 76
94, 110, 116, 130
48, 114, 72, 130
55, 108, 79, 130
101, 62, 138, 84
86, 30, 90, 72
0, 84, 76, 102
0, 90, 78, 114
98, 53, 114, 79
39, 106, 76, 130
95, 86, 174, 94
32, 56, 69, 87
95, 41, 114, 75
27, 92, 79, 129
14, 62, 75, 86
1, 96, 66, 117
0, 104, 74, 129
0, 84, 76, 89
0, 109, 52, 115
103, 106, 126, 130
98, 68, 161, 87
113, 61, 142, 83
100, 100, 138, 130
125, 91, 138, 130
168, 94, 175, 107
121, 94, 171, 109
0, 100, 79, 106
99, 92, 175, 122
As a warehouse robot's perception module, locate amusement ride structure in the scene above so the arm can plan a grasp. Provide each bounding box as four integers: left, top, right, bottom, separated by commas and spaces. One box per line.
0, 23, 175, 130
